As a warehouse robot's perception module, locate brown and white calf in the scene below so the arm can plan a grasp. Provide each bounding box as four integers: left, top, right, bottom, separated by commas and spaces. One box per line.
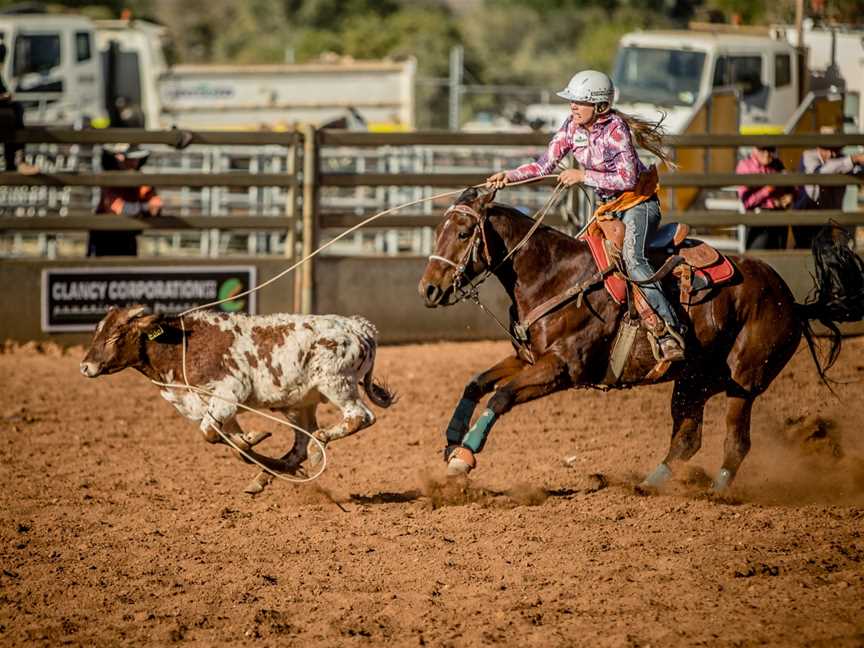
80, 305, 394, 493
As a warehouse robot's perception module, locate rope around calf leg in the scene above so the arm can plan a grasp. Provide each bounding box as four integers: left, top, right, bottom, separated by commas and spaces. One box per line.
150, 379, 328, 484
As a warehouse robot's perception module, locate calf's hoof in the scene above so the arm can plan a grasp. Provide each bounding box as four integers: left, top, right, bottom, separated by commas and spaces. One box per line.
228, 431, 271, 464
446, 446, 476, 477
306, 435, 327, 470
243, 430, 272, 448
244, 471, 272, 495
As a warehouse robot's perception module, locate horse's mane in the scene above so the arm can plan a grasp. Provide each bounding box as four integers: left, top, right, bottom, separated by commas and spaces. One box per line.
454, 187, 584, 254
454, 187, 583, 251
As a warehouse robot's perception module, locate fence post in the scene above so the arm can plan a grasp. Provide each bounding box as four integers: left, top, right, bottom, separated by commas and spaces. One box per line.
285, 137, 301, 311
301, 123, 319, 314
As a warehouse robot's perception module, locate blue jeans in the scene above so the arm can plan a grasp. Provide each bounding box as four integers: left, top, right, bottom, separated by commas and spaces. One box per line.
618, 198, 681, 333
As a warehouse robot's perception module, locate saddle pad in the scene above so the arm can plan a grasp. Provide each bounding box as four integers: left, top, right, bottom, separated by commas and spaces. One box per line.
582, 234, 626, 304
694, 255, 735, 287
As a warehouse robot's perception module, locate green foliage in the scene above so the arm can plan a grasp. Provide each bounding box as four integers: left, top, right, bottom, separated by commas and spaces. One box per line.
703, 0, 767, 24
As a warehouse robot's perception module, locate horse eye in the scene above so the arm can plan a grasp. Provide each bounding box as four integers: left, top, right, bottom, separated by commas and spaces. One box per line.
458, 230, 471, 240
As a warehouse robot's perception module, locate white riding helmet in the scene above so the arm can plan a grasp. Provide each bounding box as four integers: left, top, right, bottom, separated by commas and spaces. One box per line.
556, 70, 615, 105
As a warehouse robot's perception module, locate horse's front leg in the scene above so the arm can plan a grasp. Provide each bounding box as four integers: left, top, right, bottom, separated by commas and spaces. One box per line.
447, 353, 570, 475
444, 355, 526, 457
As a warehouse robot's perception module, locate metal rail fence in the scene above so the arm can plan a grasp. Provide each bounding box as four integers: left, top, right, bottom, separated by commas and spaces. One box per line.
1, 126, 863, 313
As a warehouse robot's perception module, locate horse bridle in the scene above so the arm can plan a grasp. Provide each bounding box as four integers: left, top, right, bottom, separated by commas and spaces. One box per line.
427, 203, 494, 302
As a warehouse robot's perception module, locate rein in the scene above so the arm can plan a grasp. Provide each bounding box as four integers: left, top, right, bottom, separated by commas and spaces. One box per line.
431, 184, 566, 302
427, 184, 570, 356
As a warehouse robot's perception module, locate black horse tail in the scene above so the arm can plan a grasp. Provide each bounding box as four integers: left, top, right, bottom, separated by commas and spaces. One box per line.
795, 223, 864, 384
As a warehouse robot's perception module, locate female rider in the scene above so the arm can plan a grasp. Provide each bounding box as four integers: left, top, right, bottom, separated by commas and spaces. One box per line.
487, 70, 685, 361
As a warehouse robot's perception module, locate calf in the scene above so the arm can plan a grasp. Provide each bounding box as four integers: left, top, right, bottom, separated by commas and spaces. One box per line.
81, 305, 394, 493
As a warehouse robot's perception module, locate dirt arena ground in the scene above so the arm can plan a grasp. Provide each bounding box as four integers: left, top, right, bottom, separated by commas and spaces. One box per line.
1, 335, 863, 647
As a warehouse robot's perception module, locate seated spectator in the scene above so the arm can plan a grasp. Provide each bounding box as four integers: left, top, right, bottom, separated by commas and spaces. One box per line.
793, 126, 864, 249
736, 145, 794, 249
88, 144, 162, 257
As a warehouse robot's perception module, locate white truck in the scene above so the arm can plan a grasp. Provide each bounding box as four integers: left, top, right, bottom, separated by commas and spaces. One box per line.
1, 10, 415, 131
0, 12, 108, 127
158, 60, 415, 131
526, 23, 863, 134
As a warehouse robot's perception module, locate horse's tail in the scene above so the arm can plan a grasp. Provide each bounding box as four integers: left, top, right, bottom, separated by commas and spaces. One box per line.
794, 223, 864, 384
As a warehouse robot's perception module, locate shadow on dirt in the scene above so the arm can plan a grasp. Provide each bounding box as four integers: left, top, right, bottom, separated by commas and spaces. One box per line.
348, 473, 608, 509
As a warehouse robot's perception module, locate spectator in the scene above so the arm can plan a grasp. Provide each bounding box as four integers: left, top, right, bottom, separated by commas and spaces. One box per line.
88, 144, 162, 257
0, 34, 39, 175
736, 145, 794, 249
793, 126, 864, 249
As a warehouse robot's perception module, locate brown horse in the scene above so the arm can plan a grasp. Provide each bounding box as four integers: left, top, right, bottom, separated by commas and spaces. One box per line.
418, 188, 864, 491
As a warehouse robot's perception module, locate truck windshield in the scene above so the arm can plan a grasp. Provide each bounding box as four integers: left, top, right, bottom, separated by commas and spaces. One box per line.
13, 33, 61, 77
613, 47, 705, 107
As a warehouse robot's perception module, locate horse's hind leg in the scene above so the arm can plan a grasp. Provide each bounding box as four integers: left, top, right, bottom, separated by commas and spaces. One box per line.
713, 389, 754, 491
642, 380, 715, 489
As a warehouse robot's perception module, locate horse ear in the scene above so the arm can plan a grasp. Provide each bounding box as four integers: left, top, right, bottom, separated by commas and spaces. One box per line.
480, 187, 497, 206
455, 186, 479, 205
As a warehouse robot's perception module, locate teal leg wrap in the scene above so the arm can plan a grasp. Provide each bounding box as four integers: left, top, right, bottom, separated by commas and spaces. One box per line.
446, 398, 476, 445
461, 408, 497, 453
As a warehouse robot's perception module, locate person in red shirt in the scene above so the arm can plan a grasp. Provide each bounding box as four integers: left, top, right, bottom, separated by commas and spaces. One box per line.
735, 145, 794, 249
88, 144, 163, 257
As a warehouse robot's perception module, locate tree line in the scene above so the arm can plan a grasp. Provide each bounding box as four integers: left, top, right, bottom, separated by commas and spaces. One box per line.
2, 0, 861, 126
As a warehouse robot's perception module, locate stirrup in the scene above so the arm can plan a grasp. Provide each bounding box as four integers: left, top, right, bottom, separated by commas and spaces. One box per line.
658, 334, 685, 362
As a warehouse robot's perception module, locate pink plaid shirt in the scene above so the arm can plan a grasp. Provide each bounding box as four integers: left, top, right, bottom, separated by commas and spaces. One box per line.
506, 112, 647, 199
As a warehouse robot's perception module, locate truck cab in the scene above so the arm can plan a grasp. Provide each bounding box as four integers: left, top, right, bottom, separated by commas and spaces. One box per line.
94, 19, 169, 129
525, 28, 801, 134
0, 12, 108, 126
612, 30, 799, 134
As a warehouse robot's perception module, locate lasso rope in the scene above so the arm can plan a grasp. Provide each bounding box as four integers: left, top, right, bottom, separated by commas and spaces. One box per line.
156, 174, 563, 485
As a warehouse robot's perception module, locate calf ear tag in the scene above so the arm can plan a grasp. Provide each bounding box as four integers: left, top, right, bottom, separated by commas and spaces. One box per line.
146, 325, 164, 341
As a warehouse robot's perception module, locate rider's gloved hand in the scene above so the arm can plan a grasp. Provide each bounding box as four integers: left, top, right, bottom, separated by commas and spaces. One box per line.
486, 171, 510, 189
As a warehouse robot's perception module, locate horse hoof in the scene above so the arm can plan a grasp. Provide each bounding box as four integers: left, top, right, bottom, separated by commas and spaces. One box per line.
243, 430, 272, 447
446, 447, 476, 476
712, 468, 734, 492
443, 445, 460, 463
640, 462, 672, 489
